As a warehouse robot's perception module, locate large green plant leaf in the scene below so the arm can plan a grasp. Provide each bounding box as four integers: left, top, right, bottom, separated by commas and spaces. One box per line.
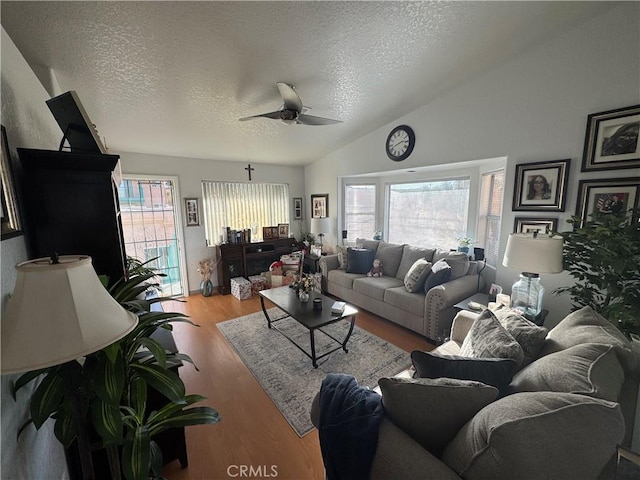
91, 397, 123, 446
52, 399, 76, 448
148, 407, 220, 437
13, 368, 50, 397
122, 425, 150, 480
94, 352, 125, 404
30, 373, 64, 428
130, 364, 186, 404
133, 338, 167, 369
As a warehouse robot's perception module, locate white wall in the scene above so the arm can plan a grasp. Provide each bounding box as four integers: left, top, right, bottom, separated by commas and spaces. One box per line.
307, 3, 640, 328
119, 152, 305, 292
1, 27, 69, 479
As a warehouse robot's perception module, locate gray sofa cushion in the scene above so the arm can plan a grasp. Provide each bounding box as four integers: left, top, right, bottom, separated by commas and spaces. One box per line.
540, 306, 635, 371
491, 305, 548, 366
404, 259, 432, 293
353, 276, 404, 302
396, 245, 436, 280
459, 309, 525, 368
442, 392, 625, 480
374, 242, 405, 278
384, 286, 425, 317
379, 377, 498, 458
355, 238, 380, 254
443, 255, 470, 280
327, 269, 364, 289
509, 343, 625, 402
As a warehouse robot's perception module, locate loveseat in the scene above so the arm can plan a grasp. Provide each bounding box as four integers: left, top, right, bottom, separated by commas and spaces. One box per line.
311, 306, 640, 479
318, 239, 481, 341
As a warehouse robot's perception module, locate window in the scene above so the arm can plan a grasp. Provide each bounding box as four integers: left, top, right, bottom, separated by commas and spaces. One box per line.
201, 182, 289, 245
344, 183, 376, 243
387, 178, 470, 248
477, 169, 505, 266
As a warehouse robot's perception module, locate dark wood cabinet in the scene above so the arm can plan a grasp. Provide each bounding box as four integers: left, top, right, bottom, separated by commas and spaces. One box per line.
17, 148, 126, 285
216, 238, 298, 294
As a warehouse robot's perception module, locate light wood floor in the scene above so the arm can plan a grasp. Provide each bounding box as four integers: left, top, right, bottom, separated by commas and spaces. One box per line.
161, 291, 434, 480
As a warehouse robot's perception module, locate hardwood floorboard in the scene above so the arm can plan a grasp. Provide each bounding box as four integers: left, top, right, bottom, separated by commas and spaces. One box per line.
161, 291, 434, 480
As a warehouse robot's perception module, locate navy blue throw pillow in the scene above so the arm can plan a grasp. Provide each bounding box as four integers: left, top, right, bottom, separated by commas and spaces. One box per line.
424, 259, 452, 292
346, 248, 376, 274
410, 350, 517, 397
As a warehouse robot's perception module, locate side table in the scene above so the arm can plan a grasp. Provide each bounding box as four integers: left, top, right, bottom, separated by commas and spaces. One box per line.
454, 293, 548, 326
304, 253, 321, 274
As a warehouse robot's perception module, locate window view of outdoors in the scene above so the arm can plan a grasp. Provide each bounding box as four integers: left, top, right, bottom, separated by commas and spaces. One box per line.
478, 170, 505, 266
387, 179, 470, 249
118, 179, 182, 297
344, 184, 376, 243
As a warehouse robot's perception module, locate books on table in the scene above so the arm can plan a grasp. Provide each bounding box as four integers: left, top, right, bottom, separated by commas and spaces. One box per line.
331, 301, 346, 314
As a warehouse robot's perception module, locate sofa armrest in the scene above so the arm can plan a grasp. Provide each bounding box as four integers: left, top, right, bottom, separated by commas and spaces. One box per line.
318, 254, 339, 277
450, 310, 479, 343
423, 274, 479, 340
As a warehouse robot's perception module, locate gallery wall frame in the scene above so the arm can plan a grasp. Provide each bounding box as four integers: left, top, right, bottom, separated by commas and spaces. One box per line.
311, 193, 329, 218
575, 177, 639, 227
293, 197, 303, 220
1, 125, 23, 240
512, 159, 570, 212
513, 217, 558, 234
184, 197, 200, 226
581, 104, 640, 172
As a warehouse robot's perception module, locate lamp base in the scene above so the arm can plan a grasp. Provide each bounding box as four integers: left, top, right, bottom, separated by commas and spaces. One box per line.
510, 273, 544, 322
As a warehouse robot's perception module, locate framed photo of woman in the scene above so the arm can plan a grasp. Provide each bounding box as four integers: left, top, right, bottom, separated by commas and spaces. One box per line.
512, 159, 570, 212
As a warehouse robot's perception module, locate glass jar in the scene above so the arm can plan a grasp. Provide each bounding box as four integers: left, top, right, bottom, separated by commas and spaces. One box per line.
510, 273, 543, 321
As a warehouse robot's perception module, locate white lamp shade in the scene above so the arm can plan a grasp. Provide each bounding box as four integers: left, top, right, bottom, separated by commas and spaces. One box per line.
1, 256, 138, 375
502, 233, 564, 274
310, 217, 332, 235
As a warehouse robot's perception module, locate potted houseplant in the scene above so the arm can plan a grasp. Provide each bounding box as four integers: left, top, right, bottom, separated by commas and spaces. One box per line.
14, 264, 220, 480
553, 210, 640, 336
456, 236, 474, 254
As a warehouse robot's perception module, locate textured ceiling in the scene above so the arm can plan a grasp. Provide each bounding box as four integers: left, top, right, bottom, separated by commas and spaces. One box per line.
1, 1, 614, 166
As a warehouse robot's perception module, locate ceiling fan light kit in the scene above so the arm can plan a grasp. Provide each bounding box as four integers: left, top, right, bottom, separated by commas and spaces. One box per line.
239, 82, 342, 126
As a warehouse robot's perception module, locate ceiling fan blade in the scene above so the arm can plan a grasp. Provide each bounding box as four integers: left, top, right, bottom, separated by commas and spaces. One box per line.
296, 113, 343, 125
239, 111, 283, 121
276, 82, 303, 113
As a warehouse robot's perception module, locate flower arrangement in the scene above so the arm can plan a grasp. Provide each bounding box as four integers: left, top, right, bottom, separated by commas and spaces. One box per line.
456, 236, 474, 247
291, 273, 315, 293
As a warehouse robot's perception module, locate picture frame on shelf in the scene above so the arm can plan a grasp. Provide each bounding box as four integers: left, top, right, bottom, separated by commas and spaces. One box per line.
263, 226, 274, 240
184, 198, 200, 226
278, 223, 289, 238
513, 217, 558, 234
311, 193, 329, 219
293, 197, 303, 220
1, 125, 23, 240
575, 177, 639, 227
512, 159, 570, 212
581, 104, 640, 172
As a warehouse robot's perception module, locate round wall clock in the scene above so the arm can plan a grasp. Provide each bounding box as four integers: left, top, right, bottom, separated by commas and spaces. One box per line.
386, 125, 415, 161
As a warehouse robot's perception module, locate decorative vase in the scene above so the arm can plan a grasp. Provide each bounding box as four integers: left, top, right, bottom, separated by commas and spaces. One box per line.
457, 246, 469, 254
299, 290, 310, 302
201, 279, 214, 297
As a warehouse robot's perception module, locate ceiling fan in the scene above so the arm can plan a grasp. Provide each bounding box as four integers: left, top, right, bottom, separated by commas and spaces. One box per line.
239, 82, 342, 126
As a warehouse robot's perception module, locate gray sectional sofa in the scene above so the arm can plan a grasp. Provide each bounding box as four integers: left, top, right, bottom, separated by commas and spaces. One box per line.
318, 239, 481, 341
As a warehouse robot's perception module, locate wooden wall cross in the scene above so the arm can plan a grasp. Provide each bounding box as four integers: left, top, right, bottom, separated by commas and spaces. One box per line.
245, 163, 255, 181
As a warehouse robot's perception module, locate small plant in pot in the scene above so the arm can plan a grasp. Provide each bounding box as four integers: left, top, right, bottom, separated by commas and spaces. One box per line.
554, 209, 640, 336
456, 236, 474, 254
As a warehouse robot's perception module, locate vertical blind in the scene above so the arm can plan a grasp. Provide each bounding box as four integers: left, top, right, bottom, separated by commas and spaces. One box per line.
344, 184, 377, 243
477, 169, 505, 266
201, 181, 290, 245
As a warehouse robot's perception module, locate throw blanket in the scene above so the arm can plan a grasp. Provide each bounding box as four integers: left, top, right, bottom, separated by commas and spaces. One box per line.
318, 373, 383, 480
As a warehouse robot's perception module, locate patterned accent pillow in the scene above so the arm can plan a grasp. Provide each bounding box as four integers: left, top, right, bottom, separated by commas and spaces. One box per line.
423, 259, 452, 292
491, 305, 548, 366
459, 309, 524, 368
336, 245, 348, 270
404, 259, 432, 293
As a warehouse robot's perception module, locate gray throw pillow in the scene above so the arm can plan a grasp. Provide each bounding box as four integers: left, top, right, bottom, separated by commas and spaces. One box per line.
379, 377, 498, 457
404, 259, 432, 293
491, 305, 548, 366
345, 248, 376, 274
459, 309, 524, 368
443, 254, 470, 280
509, 343, 625, 401
423, 259, 452, 293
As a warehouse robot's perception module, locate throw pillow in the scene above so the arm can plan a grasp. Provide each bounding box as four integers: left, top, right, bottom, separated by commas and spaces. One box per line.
443, 254, 470, 280
404, 259, 432, 293
509, 343, 625, 402
345, 248, 376, 274
442, 392, 625, 480
491, 305, 548, 366
459, 309, 525, 368
379, 377, 498, 457
336, 245, 348, 270
411, 350, 518, 397
423, 259, 452, 293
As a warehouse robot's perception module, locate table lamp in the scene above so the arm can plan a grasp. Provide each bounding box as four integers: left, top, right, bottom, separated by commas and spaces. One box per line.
310, 217, 332, 251
502, 232, 563, 321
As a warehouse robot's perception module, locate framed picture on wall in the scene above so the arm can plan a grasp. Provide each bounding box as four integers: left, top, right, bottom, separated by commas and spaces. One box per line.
512, 159, 570, 212
513, 217, 558, 234
311, 193, 329, 218
185, 198, 200, 226
1, 125, 23, 240
575, 177, 639, 227
581, 104, 640, 172
293, 197, 303, 220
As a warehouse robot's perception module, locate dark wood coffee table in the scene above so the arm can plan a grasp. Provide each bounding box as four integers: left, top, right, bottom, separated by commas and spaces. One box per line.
258, 286, 358, 368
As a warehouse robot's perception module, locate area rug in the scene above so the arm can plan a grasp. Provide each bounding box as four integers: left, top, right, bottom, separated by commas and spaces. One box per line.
217, 308, 411, 436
